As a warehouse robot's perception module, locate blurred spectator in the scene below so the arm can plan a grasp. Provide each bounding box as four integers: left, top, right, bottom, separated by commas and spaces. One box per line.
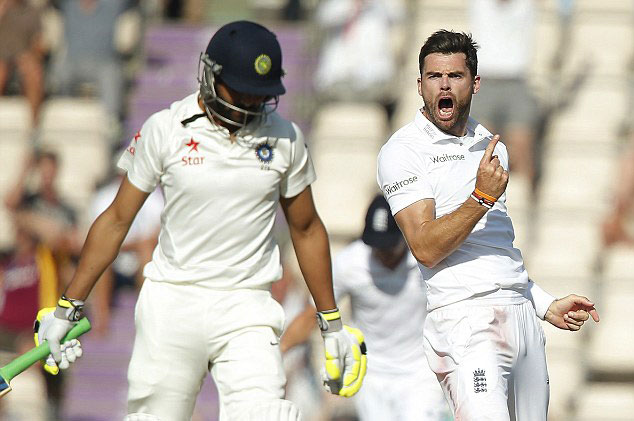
4, 149, 80, 285
3, 150, 81, 420
282, 0, 304, 21
0, 0, 45, 132
88, 168, 162, 336
0, 221, 60, 420
601, 135, 634, 247
312, 0, 405, 122
469, 0, 540, 189
49, 0, 132, 124
162, 0, 204, 22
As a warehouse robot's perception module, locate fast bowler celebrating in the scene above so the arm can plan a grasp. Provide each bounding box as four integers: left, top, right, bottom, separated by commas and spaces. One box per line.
377, 30, 599, 420
33, 20, 366, 421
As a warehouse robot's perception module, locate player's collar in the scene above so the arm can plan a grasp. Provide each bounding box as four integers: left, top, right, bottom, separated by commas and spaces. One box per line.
414, 109, 492, 147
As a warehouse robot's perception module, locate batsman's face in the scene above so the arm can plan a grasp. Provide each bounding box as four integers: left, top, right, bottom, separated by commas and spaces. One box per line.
418, 53, 480, 137
214, 80, 266, 128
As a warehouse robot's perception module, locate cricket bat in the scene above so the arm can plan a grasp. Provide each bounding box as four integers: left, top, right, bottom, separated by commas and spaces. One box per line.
0, 317, 91, 397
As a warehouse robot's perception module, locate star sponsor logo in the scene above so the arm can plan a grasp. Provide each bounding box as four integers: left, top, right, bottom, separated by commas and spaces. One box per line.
185, 138, 200, 153
182, 138, 205, 166
383, 176, 419, 197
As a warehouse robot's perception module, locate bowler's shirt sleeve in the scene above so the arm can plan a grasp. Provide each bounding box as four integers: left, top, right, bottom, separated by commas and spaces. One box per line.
280, 122, 316, 198
377, 142, 433, 215
117, 111, 167, 193
526, 279, 556, 320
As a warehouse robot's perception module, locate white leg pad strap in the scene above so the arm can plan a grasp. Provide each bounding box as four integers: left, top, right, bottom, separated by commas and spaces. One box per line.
239, 399, 302, 421
123, 413, 162, 421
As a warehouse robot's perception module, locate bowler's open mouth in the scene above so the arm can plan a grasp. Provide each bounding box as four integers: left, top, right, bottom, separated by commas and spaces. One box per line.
438, 97, 454, 119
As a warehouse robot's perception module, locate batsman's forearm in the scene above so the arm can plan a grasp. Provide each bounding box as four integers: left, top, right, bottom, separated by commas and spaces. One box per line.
289, 218, 337, 312
64, 209, 132, 300
412, 199, 487, 268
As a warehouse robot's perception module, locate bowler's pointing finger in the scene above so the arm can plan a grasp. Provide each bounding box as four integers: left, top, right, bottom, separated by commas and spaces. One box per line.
481, 135, 500, 163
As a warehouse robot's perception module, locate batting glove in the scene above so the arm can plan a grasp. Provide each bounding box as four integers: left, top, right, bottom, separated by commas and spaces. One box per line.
33, 295, 85, 375
317, 308, 367, 397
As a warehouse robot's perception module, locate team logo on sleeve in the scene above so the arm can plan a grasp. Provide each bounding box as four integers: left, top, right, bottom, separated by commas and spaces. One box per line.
255, 143, 274, 164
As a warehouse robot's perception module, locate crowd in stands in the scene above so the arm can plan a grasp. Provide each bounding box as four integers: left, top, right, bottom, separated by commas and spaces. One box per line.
0, 0, 632, 420
0, 0, 149, 418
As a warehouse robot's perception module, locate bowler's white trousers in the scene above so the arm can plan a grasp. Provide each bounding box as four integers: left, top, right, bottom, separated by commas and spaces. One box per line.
127, 279, 287, 421
423, 293, 549, 421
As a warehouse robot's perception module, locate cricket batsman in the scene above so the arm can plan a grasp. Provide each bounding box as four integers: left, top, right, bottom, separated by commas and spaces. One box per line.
33, 20, 367, 421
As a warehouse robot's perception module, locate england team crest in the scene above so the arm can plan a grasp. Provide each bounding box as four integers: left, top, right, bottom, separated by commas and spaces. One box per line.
255, 143, 274, 163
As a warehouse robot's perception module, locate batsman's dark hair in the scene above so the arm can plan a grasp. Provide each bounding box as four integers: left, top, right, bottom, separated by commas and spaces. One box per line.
419, 30, 479, 78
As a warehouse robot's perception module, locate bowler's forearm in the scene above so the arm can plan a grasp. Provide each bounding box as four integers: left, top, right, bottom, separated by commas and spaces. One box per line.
411, 199, 487, 267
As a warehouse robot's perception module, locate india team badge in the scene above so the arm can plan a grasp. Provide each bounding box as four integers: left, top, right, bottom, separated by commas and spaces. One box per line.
255, 143, 274, 169
254, 54, 272, 75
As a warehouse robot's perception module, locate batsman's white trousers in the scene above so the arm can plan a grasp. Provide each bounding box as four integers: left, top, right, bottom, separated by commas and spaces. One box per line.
423, 294, 549, 421
354, 364, 451, 421
127, 279, 288, 421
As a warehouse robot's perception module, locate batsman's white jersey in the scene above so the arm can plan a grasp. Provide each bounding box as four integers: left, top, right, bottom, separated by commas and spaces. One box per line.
332, 240, 450, 421
118, 92, 315, 290
377, 111, 552, 421
118, 92, 313, 421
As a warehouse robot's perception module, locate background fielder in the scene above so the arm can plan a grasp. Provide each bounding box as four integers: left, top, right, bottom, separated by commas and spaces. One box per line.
33, 20, 366, 421
283, 195, 451, 421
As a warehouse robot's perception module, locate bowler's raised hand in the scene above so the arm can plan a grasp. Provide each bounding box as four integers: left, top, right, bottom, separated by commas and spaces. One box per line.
476, 135, 509, 200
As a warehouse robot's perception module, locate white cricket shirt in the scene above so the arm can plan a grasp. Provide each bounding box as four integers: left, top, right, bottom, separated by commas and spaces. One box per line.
333, 240, 428, 375
377, 111, 529, 311
118, 93, 316, 289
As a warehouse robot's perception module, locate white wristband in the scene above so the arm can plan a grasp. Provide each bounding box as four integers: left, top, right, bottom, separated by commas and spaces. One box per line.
527, 280, 556, 320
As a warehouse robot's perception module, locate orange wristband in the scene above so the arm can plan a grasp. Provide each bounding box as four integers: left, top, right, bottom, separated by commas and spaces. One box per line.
471, 189, 496, 209
474, 188, 497, 203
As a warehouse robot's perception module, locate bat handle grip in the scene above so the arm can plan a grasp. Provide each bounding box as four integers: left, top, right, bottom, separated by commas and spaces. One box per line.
0, 317, 91, 383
